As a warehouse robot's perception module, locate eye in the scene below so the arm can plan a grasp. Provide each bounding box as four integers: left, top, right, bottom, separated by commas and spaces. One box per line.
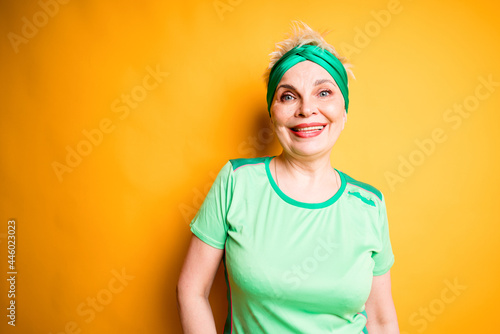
319, 90, 331, 97
280, 93, 294, 102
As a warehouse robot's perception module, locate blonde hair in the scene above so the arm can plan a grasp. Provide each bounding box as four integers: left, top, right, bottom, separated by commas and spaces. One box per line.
262, 20, 354, 85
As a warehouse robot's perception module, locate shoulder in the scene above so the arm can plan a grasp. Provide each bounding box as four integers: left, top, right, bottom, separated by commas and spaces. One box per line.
228, 156, 269, 172
340, 171, 384, 206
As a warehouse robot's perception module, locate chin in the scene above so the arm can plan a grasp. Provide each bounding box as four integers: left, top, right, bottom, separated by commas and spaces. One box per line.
289, 143, 331, 158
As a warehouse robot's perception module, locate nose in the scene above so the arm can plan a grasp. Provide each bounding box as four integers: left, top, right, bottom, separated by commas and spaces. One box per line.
295, 96, 316, 118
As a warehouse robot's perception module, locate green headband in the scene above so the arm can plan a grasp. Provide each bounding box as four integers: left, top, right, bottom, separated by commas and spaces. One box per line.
266, 44, 349, 116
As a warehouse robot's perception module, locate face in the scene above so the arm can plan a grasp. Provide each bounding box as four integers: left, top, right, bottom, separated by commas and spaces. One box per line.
270, 60, 347, 160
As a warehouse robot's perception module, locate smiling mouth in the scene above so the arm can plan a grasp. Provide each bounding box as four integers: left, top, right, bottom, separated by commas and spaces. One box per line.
291, 125, 326, 132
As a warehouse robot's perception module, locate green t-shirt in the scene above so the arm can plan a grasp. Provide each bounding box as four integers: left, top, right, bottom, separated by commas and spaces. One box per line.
190, 156, 394, 334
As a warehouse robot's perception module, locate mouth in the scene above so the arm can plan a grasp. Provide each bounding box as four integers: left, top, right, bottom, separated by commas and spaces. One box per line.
289, 124, 327, 138
291, 125, 326, 132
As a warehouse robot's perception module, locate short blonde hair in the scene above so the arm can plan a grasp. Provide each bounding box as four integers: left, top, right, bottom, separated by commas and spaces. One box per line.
263, 20, 354, 85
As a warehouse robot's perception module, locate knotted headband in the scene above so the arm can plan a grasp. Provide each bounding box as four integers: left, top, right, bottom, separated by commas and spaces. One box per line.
266, 44, 349, 116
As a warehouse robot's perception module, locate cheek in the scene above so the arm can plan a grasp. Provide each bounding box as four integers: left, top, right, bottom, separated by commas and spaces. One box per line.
331, 98, 347, 118
271, 108, 290, 127
324, 108, 344, 124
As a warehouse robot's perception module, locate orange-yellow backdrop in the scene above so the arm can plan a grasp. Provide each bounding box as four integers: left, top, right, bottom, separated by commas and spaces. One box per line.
1, 0, 499, 333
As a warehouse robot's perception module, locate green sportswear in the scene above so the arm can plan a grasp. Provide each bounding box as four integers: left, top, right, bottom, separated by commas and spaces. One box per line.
189, 156, 395, 333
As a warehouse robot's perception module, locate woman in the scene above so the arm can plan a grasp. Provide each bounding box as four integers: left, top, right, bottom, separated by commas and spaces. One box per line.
177, 21, 399, 333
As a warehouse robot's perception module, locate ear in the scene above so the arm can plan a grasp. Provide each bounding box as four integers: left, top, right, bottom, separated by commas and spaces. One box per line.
342, 110, 347, 130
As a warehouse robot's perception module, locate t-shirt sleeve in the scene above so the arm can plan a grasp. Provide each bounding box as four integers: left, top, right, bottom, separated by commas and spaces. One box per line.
371, 193, 395, 276
189, 161, 234, 249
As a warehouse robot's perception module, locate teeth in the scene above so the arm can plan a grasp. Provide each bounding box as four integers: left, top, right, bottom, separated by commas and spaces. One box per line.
294, 126, 325, 132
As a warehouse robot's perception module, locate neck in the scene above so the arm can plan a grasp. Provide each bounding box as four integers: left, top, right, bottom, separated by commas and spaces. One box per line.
276, 150, 335, 184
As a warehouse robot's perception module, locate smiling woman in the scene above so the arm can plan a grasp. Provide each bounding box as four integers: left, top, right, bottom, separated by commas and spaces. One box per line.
177, 20, 400, 334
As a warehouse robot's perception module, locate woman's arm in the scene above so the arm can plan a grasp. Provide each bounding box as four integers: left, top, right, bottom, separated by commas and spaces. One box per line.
176, 234, 225, 334
365, 270, 400, 334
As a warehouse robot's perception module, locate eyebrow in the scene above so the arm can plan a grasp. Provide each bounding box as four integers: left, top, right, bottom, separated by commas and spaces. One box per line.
276, 79, 337, 91
314, 79, 336, 87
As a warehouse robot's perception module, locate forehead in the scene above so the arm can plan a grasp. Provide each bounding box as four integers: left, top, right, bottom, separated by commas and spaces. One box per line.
280, 60, 333, 83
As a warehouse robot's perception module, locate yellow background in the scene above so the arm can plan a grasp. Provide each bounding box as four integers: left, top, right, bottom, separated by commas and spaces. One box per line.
1, 0, 499, 333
